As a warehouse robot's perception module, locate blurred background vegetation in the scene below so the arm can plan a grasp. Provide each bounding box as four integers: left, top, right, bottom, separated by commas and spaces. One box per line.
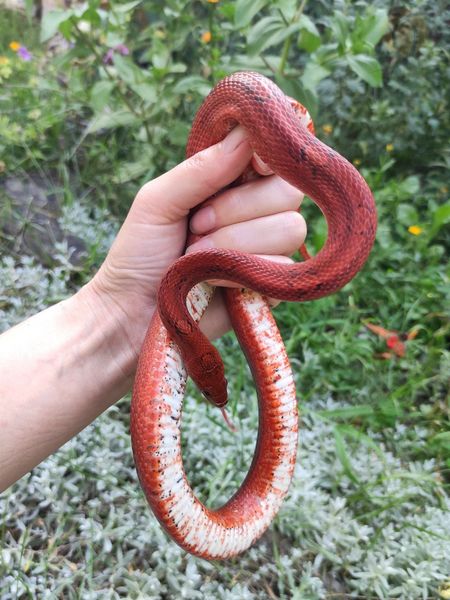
0, 0, 449, 598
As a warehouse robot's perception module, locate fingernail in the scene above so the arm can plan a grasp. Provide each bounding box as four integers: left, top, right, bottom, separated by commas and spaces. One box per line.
252, 153, 273, 175
220, 126, 248, 154
185, 237, 215, 254
190, 205, 216, 234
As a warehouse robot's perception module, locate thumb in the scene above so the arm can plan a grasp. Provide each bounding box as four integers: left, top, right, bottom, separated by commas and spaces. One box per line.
133, 126, 252, 224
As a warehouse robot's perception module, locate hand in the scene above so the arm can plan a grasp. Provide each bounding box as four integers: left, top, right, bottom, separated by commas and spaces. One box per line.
0, 126, 307, 489
84, 126, 307, 375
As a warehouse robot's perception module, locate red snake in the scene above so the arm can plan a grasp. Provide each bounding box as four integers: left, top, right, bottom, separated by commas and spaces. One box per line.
130, 71, 377, 560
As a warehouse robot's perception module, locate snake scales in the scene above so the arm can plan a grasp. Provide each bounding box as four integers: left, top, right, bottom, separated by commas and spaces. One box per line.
130, 71, 377, 559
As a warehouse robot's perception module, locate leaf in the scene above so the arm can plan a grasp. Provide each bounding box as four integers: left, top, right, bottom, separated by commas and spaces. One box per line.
40, 9, 73, 42
151, 46, 170, 69
337, 424, 386, 462
234, 0, 268, 28
318, 405, 375, 420
397, 203, 419, 226
247, 15, 284, 56
330, 11, 349, 47
346, 54, 383, 87
430, 432, 450, 451
297, 16, 321, 53
433, 203, 450, 229
377, 397, 402, 425
113, 0, 142, 13
301, 61, 331, 92
86, 110, 140, 134
399, 175, 420, 196
334, 428, 359, 484
298, 14, 320, 37
172, 76, 211, 96
169, 121, 191, 147
112, 153, 155, 184
81, 6, 101, 27
90, 80, 115, 112
131, 83, 157, 104
113, 55, 143, 85
363, 9, 390, 47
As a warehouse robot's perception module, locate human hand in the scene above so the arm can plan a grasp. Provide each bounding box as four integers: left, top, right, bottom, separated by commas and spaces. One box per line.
83, 126, 306, 376
0, 126, 307, 488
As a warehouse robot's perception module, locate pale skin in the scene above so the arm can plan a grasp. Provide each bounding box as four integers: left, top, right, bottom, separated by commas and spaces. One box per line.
0, 126, 306, 492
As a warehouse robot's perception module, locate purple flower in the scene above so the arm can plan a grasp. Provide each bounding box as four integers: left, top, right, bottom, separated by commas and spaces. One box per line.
17, 46, 32, 61
103, 48, 114, 65
103, 44, 130, 65
115, 44, 129, 56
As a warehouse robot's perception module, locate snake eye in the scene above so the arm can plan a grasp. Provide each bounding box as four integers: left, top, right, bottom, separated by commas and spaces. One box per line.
202, 390, 214, 403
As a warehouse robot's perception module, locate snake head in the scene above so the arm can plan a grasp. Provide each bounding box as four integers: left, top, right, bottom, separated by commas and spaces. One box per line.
184, 348, 228, 408
201, 382, 228, 408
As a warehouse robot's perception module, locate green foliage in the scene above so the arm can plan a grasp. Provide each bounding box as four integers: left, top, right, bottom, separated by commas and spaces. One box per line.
319, 1, 450, 170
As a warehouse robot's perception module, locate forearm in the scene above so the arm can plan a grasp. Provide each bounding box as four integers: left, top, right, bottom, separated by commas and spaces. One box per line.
0, 284, 139, 492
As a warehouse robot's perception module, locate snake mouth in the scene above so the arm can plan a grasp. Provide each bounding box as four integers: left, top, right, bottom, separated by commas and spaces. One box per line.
202, 388, 228, 408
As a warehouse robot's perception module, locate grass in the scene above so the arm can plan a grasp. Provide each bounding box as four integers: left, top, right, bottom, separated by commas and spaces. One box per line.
1, 5, 449, 598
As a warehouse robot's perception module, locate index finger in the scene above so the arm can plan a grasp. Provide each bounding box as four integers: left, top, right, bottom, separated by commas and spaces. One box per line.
134, 127, 252, 225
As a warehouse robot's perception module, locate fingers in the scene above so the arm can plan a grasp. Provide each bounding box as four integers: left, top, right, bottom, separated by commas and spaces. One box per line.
199, 273, 286, 341
186, 211, 307, 258
199, 256, 289, 339
133, 126, 253, 224
190, 175, 304, 234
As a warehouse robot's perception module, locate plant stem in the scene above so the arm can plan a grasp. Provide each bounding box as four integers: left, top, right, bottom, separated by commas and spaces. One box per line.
278, 0, 308, 76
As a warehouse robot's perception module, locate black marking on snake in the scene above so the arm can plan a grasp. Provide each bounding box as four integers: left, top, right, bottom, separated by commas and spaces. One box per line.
254, 95, 266, 104
295, 147, 307, 163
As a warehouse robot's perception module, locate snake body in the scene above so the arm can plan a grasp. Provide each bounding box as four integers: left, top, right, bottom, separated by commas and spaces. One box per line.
130, 71, 377, 559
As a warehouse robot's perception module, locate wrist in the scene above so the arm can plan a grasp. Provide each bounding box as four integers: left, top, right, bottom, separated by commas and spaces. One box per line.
74, 279, 154, 382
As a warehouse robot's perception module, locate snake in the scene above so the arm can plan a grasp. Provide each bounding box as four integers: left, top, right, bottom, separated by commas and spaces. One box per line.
130, 71, 377, 560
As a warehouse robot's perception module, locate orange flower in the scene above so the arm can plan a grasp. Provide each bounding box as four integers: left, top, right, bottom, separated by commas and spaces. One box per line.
9, 41, 21, 51
201, 31, 212, 43
408, 225, 422, 236
207, 0, 219, 3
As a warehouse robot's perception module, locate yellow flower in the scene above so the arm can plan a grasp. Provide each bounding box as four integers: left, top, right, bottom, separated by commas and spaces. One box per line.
9, 41, 21, 51
208, 0, 219, 3
201, 31, 212, 43
439, 581, 450, 599
322, 124, 333, 134
408, 225, 422, 236
353, 158, 361, 166
0, 56, 9, 65
0, 160, 6, 173
386, 143, 394, 152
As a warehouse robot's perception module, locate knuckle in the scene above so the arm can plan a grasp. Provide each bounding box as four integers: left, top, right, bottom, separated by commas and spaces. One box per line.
280, 211, 307, 251
184, 150, 218, 197
135, 180, 155, 205
279, 179, 304, 209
